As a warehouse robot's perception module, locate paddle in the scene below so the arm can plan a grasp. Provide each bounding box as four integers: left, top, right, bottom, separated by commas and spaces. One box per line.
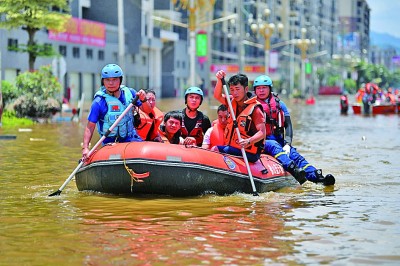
48, 95, 139, 197
221, 78, 259, 196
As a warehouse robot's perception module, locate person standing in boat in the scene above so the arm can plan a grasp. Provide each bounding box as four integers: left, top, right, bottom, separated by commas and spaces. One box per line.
135, 89, 164, 142
202, 104, 229, 149
213, 71, 266, 163
82, 64, 152, 160
180, 87, 212, 146
159, 111, 196, 145
253, 74, 335, 186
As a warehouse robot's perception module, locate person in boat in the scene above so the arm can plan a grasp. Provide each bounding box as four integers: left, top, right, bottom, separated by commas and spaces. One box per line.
82, 64, 152, 160
253, 74, 335, 186
213, 71, 266, 163
385, 88, 396, 104
135, 89, 164, 142
202, 104, 229, 149
179, 86, 212, 146
159, 111, 196, 145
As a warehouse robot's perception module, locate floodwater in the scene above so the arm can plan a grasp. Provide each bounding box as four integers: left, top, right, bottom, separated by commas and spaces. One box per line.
0, 96, 399, 265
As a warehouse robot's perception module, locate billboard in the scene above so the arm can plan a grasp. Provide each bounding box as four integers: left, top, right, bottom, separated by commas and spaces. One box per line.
49, 18, 105, 47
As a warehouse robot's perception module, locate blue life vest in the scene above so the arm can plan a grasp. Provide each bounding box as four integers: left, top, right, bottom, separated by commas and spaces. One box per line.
95, 86, 135, 139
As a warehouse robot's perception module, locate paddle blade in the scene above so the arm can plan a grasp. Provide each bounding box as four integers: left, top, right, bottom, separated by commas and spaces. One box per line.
48, 190, 62, 197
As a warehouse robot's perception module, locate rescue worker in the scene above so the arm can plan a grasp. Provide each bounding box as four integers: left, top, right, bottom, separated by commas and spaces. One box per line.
135, 89, 164, 142
180, 87, 212, 146
253, 74, 335, 186
82, 64, 152, 160
159, 111, 196, 145
213, 71, 266, 163
202, 104, 229, 149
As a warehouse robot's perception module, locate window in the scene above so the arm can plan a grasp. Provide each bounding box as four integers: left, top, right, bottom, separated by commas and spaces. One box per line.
7, 39, 18, 51
98, 50, 104, 60
113, 52, 118, 62
86, 48, 93, 59
59, 45, 67, 56
72, 47, 80, 58
142, 55, 147, 65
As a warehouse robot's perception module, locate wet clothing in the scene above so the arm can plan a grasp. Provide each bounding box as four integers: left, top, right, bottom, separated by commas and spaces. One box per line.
88, 86, 143, 145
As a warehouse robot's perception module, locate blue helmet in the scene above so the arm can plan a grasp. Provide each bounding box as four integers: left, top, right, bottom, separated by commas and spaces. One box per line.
185, 86, 204, 104
253, 75, 273, 89
101, 64, 123, 78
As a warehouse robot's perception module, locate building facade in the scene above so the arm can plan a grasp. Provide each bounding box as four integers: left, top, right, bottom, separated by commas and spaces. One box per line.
0, 0, 372, 105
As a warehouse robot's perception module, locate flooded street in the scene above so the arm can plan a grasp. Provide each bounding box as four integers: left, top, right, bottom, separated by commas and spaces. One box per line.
0, 95, 399, 265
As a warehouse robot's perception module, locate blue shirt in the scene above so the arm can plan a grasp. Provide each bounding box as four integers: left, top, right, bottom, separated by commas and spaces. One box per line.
279, 100, 290, 116
88, 86, 143, 144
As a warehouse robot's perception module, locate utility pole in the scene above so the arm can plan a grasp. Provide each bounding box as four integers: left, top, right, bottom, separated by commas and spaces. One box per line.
238, 0, 244, 72
118, 0, 125, 77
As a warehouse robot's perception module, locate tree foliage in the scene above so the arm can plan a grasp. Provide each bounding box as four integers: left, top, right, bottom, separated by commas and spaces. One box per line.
11, 65, 62, 119
0, 0, 71, 70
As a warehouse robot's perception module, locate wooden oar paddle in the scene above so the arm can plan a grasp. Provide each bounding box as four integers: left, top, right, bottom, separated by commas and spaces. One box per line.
221, 78, 259, 196
48, 95, 139, 197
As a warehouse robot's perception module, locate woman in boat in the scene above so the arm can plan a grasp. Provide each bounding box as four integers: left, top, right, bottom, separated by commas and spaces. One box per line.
180, 87, 212, 146
213, 71, 266, 163
159, 111, 196, 145
135, 89, 164, 142
202, 104, 229, 149
253, 74, 335, 186
82, 64, 152, 161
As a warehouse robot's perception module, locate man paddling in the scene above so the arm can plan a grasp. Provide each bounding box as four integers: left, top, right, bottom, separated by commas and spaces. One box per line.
82, 64, 152, 161
212, 71, 266, 163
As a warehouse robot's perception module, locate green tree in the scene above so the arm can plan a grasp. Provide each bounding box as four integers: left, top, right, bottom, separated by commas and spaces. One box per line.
0, 0, 70, 71
12, 65, 62, 119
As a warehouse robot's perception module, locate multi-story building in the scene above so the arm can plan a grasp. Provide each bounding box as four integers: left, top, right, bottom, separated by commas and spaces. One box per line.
0, 0, 370, 105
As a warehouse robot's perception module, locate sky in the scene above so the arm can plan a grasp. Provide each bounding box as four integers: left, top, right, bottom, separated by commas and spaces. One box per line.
366, 0, 400, 38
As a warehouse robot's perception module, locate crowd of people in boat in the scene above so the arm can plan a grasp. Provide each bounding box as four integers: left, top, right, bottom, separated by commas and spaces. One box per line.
81, 63, 335, 186
340, 82, 400, 114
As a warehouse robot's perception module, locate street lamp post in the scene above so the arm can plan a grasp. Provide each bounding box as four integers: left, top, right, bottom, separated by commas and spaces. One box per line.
296, 28, 315, 96
251, 8, 283, 75
172, 0, 216, 86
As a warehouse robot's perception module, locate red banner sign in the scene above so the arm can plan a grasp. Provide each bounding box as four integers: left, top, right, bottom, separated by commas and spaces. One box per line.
49, 18, 105, 47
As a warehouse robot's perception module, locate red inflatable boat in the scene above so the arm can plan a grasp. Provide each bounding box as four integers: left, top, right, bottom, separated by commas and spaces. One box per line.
75, 141, 296, 196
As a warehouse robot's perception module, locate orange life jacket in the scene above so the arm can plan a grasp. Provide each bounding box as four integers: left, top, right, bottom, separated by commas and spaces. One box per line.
224, 97, 264, 154
136, 107, 164, 141
259, 94, 285, 137
209, 120, 225, 148
158, 126, 181, 144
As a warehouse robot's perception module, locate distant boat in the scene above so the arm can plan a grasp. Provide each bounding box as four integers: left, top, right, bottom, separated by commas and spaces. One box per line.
352, 103, 400, 115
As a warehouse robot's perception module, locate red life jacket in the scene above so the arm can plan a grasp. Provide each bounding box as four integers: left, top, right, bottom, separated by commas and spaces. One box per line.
180, 109, 205, 146
260, 94, 285, 137
224, 97, 264, 154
